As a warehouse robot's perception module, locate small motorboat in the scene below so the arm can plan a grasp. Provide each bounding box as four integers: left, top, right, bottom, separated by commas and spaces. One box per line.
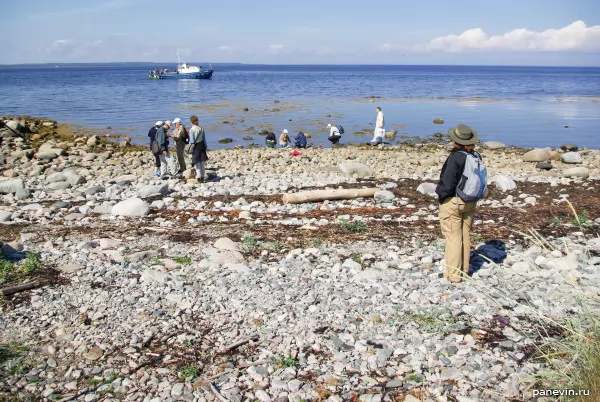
149, 50, 213, 80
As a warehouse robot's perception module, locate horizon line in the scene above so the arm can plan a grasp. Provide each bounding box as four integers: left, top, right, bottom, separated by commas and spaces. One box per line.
1, 62, 599, 68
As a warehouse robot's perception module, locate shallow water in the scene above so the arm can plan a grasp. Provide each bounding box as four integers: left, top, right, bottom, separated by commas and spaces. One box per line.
1, 64, 599, 149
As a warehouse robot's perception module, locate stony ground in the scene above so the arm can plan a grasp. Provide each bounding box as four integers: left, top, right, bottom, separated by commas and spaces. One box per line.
1, 117, 599, 402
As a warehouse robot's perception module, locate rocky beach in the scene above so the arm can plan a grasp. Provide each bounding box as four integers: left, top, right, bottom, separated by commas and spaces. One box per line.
1, 116, 599, 402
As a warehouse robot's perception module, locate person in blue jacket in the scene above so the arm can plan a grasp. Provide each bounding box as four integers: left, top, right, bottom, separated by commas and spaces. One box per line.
294, 131, 307, 148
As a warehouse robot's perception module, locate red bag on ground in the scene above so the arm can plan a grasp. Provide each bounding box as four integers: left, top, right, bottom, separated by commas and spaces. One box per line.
290, 150, 302, 156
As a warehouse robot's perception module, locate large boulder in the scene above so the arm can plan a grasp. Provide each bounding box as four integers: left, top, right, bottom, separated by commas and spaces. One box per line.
0, 178, 25, 194
561, 152, 582, 164
492, 175, 517, 192
111, 198, 150, 217
338, 162, 374, 178
138, 184, 169, 198
46, 172, 67, 183
6, 120, 25, 133
522, 148, 551, 162
63, 170, 85, 186
483, 141, 506, 150
563, 167, 590, 178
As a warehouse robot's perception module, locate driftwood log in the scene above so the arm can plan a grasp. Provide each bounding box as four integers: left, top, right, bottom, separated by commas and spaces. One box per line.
0, 281, 40, 296
219, 335, 259, 354
282, 188, 379, 204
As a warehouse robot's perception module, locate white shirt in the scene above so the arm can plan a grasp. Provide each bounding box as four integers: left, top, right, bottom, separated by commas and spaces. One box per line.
329, 126, 340, 138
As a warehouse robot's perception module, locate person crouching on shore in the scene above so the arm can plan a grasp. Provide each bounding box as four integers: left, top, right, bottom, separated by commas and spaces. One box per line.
435, 124, 487, 283
156, 120, 176, 177
189, 115, 208, 182
279, 129, 291, 147
265, 131, 277, 148
294, 131, 307, 148
326, 123, 343, 145
148, 120, 162, 177
170, 117, 188, 177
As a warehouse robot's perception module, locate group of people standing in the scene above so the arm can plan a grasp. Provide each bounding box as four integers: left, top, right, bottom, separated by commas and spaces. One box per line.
147, 116, 209, 181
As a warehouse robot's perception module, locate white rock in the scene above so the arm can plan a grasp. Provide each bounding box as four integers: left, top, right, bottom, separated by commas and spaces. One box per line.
492, 175, 517, 192
563, 167, 590, 178
0, 178, 25, 194
417, 183, 437, 197
561, 152, 582, 164
0, 210, 12, 222
338, 162, 373, 178
483, 141, 506, 150
111, 198, 150, 217
374, 190, 395, 202
522, 148, 551, 162
214, 237, 240, 251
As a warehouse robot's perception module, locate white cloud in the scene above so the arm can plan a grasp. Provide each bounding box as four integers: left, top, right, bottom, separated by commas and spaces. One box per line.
377, 43, 395, 52
269, 44, 284, 50
219, 45, 232, 51
424, 20, 600, 53
46, 39, 74, 53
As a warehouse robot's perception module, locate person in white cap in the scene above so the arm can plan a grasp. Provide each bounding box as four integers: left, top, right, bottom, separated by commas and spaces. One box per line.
326, 123, 343, 145
155, 120, 176, 177
148, 121, 163, 176
169, 117, 188, 176
279, 129, 291, 147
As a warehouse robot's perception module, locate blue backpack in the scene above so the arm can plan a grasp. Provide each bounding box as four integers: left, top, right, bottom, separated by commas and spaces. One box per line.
335, 125, 345, 134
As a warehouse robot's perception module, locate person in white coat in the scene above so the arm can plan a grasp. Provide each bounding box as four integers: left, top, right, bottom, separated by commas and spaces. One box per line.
371, 106, 385, 144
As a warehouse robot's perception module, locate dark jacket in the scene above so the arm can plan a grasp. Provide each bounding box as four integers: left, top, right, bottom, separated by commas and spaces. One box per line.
265, 132, 277, 143
148, 126, 158, 145
294, 132, 307, 148
435, 148, 480, 202
155, 126, 169, 152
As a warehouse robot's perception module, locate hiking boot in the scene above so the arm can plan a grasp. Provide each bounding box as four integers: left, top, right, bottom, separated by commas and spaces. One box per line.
196, 176, 205, 183
154, 169, 161, 177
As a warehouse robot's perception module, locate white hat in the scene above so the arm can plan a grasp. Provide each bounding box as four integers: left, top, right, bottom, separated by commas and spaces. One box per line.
327, 123, 332, 128
164, 120, 172, 127
155, 121, 163, 126
283, 129, 288, 134
172, 118, 181, 124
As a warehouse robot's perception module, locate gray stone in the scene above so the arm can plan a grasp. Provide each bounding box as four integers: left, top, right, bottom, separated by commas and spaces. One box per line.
50, 201, 71, 211
171, 383, 185, 397
35, 152, 59, 161
492, 175, 517, 192
560, 144, 578, 152
128, 250, 159, 262
111, 198, 150, 217
522, 148, 551, 162
561, 152, 582, 164
0, 178, 25, 194
0, 210, 12, 222
63, 170, 86, 186
563, 167, 590, 178
46, 172, 67, 183
93, 202, 114, 214
536, 162, 553, 170
15, 187, 30, 200
85, 186, 105, 196
483, 141, 506, 150
138, 184, 169, 198
141, 269, 170, 283
338, 162, 374, 178
48, 182, 71, 190
218, 138, 233, 144
59, 263, 82, 273
374, 190, 395, 203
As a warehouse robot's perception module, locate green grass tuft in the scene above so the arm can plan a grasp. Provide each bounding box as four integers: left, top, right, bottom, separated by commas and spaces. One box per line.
178, 366, 199, 380
340, 220, 367, 233
174, 256, 192, 265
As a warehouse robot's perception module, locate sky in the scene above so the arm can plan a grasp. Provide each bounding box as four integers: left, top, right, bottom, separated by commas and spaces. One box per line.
2, 0, 600, 66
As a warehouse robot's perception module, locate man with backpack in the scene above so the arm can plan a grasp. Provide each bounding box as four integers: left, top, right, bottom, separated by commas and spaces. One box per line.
435, 124, 487, 283
148, 121, 162, 176
326, 123, 344, 145
155, 120, 177, 177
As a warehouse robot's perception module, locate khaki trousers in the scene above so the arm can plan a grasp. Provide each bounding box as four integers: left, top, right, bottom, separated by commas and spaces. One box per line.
439, 197, 477, 282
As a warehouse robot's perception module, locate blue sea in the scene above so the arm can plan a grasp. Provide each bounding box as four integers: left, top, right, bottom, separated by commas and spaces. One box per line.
1, 64, 599, 149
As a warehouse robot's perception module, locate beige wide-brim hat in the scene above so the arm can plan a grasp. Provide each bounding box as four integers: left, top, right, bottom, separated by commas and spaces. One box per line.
448, 124, 478, 145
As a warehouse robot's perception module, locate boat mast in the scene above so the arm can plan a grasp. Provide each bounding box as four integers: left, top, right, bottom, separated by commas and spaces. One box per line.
177, 49, 182, 67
